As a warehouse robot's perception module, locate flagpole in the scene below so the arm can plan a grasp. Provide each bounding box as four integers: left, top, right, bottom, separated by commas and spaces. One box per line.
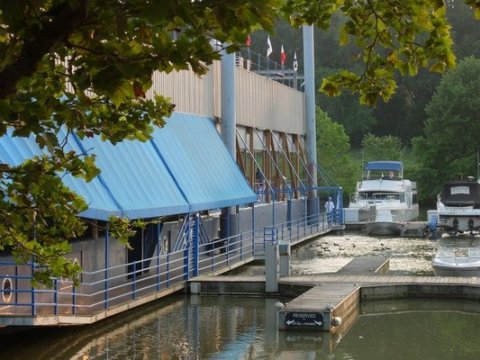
246, 34, 252, 70
293, 52, 298, 89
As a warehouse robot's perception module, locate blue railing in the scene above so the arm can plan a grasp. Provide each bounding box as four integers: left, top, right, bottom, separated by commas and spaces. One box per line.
0, 211, 338, 320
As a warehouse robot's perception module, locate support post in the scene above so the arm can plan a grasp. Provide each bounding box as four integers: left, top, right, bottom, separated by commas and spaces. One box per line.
278, 239, 291, 277
303, 25, 318, 220
220, 45, 238, 239
265, 243, 279, 293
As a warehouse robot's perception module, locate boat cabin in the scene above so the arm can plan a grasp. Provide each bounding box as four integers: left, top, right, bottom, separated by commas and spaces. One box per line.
441, 179, 480, 208
363, 161, 403, 181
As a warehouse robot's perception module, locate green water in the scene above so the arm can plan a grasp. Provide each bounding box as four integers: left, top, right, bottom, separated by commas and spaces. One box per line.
2, 295, 480, 360
2, 232, 478, 359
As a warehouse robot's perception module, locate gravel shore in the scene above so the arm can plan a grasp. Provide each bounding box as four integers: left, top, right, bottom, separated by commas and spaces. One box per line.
290, 231, 439, 276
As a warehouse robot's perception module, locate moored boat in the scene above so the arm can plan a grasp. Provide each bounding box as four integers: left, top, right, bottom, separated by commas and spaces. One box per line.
344, 161, 419, 235
364, 209, 403, 236
435, 177, 480, 235
432, 246, 480, 277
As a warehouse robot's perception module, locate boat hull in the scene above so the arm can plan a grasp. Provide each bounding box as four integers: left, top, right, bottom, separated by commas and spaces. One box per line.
432, 257, 480, 277
437, 212, 480, 234
432, 244, 480, 276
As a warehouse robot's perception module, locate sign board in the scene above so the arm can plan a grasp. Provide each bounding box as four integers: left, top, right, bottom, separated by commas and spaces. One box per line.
285, 312, 324, 328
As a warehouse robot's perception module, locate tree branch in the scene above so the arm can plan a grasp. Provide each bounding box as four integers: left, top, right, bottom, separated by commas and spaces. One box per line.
0, 0, 89, 99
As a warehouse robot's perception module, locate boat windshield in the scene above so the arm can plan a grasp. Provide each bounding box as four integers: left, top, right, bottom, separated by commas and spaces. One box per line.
450, 186, 470, 195
363, 169, 400, 180
435, 247, 455, 258
363, 161, 403, 180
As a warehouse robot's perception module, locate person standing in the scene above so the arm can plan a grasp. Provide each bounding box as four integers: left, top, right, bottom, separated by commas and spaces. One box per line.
325, 196, 335, 225
256, 168, 265, 202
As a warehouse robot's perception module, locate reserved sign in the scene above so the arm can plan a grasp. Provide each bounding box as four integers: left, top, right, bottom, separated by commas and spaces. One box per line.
285, 312, 324, 327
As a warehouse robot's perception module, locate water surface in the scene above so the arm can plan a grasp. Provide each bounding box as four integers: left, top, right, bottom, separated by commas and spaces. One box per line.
2, 233, 479, 359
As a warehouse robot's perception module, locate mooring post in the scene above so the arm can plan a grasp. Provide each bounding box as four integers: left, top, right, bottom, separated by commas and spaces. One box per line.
278, 239, 291, 277
265, 243, 279, 292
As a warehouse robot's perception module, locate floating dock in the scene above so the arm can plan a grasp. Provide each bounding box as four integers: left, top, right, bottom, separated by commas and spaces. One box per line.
189, 254, 480, 335
277, 255, 388, 332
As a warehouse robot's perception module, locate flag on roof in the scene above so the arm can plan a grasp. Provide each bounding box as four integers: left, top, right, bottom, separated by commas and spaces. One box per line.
293, 52, 298, 72
280, 45, 286, 66
266, 35, 272, 58
245, 34, 251, 48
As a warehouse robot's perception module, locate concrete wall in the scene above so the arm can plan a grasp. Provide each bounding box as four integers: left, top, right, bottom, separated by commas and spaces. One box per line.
236, 198, 308, 233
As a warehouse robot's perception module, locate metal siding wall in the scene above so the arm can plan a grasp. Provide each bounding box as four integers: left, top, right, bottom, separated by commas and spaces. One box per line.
148, 62, 305, 135
236, 67, 305, 135
148, 65, 216, 116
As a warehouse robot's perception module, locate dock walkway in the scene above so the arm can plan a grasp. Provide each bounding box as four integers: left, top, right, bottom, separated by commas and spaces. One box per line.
336, 255, 389, 275
189, 255, 480, 333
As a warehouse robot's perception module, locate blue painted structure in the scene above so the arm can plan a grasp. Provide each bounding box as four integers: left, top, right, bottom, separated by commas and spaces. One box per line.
0, 112, 256, 219
0, 111, 343, 326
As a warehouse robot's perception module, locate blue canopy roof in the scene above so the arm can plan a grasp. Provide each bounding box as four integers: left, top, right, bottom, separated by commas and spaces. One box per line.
73, 129, 191, 219
0, 129, 125, 220
0, 112, 256, 220
150, 113, 256, 211
364, 161, 403, 172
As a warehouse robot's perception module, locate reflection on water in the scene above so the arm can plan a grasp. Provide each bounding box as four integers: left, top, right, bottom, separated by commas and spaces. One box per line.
3, 295, 480, 359
3, 233, 480, 359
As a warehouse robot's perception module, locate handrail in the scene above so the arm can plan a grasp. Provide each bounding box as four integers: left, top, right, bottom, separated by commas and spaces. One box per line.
0, 210, 338, 320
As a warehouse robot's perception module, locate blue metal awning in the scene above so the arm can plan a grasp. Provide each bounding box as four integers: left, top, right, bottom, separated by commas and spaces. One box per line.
0, 130, 124, 220
150, 112, 256, 212
74, 131, 191, 219
0, 112, 256, 220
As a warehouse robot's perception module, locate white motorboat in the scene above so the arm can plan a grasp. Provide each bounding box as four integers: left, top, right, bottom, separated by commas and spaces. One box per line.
435, 178, 480, 235
344, 161, 419, 235
364, 209, 403, 236
432, 247, 480, 277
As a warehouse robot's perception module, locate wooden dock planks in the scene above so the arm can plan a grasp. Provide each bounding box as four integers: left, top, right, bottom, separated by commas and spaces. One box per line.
189, 255, 480, 334
336, 255, 390, 275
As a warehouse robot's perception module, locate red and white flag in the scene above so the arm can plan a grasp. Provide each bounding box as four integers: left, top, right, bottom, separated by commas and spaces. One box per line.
245, 34, 251, 48
280, 45, 286, 66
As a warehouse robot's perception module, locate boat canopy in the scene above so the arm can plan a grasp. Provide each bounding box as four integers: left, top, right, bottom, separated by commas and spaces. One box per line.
363, 161, 403, 180
441, 180, 480, 208
364, 161, 403, 172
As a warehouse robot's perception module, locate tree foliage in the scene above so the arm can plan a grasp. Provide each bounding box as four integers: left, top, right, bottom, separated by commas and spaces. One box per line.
285, 0, 467, 105
0, 0, 276, 285
267, 2, 480, 147
413, 56, 480, 203
361, 134, 403, 162
1, 0, 479, 284
316, 108, 357, 196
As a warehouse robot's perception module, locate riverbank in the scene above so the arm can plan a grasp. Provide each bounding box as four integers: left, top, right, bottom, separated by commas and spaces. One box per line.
290, 231, 437, 276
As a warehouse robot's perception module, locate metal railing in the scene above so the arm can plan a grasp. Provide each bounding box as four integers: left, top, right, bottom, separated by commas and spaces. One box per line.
0, 211, 338, 321
236, 49, 301, 90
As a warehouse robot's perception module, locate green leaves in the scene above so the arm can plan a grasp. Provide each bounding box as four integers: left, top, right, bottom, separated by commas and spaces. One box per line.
283, 0, 467, 105
0, 0, 479, 285
412, 57, 480, 202
361, 134, 403, 162
316, 107, 357, 194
